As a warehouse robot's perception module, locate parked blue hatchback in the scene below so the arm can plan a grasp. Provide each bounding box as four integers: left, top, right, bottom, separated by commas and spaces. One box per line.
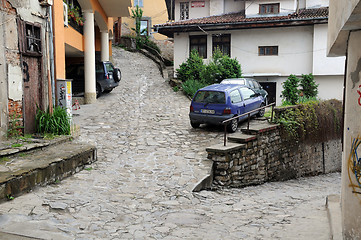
189, 84, 265, 132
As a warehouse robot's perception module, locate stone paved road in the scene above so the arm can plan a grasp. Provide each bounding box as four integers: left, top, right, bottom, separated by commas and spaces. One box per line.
0, 48, 341, 239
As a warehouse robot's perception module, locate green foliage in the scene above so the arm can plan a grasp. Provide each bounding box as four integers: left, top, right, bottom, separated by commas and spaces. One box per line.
7, 113, 23, 139
172, 86, 179, 92
176, 50, 205, 82
282, 75, 300, 105
131, 6, 145, 37
11, 143, 23, 148
300, 73, 318, 99
36, 106, 71, 135
200, 48, 241, 84
136, 37, 161, 55
181, 79, 207, 98
274, 99, 342, 142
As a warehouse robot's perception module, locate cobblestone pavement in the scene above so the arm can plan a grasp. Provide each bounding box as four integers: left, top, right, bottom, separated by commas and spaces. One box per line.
0, 48, 341, 239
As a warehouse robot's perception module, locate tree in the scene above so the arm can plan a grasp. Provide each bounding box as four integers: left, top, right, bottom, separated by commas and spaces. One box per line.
300, 73, 318, 99
282, 75, 300, 105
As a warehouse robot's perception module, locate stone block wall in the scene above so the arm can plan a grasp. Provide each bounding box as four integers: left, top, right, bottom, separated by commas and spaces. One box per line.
208, 127, 341, 188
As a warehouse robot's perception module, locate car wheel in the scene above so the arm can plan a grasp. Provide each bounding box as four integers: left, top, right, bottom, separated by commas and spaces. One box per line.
226, 118, 238, 133
114, 68, 121, 82
257, 103, 265, 117
96, 84, 102, 98
191, 121, 200, 128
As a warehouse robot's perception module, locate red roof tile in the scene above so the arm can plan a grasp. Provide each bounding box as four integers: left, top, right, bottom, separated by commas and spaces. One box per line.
158, 7, 328, 27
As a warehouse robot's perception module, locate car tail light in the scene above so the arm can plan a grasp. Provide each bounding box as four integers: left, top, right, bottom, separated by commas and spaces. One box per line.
190, 105, 194, 112
223, 108, 231, 115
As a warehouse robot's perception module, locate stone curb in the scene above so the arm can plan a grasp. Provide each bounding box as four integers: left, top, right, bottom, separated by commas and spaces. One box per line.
326, 194, 342, 240
0, 140, 96, 202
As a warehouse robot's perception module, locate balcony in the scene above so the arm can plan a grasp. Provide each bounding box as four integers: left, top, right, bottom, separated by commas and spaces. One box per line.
64, 0, 84, 34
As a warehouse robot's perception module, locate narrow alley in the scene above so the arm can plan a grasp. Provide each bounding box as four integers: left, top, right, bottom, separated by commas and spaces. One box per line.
0, 47, 341, 239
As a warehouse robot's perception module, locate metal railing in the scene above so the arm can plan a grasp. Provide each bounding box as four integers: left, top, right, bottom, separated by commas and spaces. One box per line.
222, 103, 276, 146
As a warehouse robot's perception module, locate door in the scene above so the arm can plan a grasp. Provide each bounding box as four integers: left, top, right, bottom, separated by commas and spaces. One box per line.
22, 56, 42, 134
259, 82, 276, 104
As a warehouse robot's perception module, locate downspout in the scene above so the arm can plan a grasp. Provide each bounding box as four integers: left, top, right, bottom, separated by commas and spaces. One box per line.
296, 0, 300, 14
48, 5, 55, 108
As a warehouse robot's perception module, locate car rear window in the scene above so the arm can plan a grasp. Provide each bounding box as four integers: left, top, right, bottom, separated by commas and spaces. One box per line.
105, 63, 114, 73
194, 91, 225, 104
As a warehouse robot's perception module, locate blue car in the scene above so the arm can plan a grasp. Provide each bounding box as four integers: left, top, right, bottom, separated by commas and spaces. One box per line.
189, 84, 265, 132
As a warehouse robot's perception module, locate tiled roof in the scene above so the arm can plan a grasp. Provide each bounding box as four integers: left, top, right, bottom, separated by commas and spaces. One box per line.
157, 7, 328, 27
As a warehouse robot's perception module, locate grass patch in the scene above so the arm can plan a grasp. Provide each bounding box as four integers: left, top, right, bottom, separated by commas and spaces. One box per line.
0, 157, 10, 163
11, 143, 23, 148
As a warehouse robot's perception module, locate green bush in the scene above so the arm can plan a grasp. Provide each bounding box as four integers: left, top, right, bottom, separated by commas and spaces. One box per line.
181, 79, 207, 98
200, 49, 241, 84
176, 50, 205, 82
36, 106, 71, 135
301, 73, 318, 99
282, 75, 300, 105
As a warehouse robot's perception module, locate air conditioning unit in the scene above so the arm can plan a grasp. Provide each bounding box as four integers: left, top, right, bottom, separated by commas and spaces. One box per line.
39, 0, 53, 6
63, 2, 68, 27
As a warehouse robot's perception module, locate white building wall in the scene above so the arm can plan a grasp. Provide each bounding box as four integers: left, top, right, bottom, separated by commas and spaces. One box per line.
313, 24, 345, 75
174, 0, 210, 21
224, 0, 245, 14
232, 26, 314, 76
174, 32, 190, 73
245, 0, 295, 16
210, 0, 224, 15
306, 0, 329, 8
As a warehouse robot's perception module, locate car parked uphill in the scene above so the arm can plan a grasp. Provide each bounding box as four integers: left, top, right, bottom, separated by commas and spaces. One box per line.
189, 84, 265, 133
66, 61, 121, 97
220, 78, 268, 104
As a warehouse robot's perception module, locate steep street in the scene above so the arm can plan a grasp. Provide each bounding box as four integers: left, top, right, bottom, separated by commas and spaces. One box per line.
0, 47, 341, 239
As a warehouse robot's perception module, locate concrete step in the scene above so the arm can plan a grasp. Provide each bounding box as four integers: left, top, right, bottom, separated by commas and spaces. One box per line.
0, 139, 96, 202
228, 132, 257, 143
241, 121, 280, 135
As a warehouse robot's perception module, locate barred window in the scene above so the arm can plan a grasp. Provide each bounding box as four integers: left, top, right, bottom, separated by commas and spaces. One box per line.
213, 34, 230, 56
190, 35, 207, 59
259, 46, 278, 56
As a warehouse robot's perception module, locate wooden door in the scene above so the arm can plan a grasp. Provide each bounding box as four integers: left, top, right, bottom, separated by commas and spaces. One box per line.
22, 56, 42, 134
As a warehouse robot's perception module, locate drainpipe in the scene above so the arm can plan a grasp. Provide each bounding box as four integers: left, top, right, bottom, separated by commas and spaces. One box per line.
296, 0, 300, 14
49, 6, 55, 107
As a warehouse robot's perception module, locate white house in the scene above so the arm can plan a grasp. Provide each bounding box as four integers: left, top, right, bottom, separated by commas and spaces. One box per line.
156, 0, 345, 105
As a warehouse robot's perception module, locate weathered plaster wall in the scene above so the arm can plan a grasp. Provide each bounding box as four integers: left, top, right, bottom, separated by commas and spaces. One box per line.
341, 29, 361, 239
0, 2, 8, 139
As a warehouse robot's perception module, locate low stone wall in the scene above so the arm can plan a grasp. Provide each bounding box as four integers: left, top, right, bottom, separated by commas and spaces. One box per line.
207, 126, 341, 188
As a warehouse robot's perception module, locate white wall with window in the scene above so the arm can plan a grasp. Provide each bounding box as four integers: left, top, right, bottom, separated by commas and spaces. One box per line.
245, 0, 295, 17
175, 0, 210, 21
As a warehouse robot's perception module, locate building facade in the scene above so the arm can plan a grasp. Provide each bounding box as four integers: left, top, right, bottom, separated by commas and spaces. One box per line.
55, 0, 131, 104
328, 0, 361, 238
156, 0, 345, 105
0, 0, 51, 139
121, 0, 169, 40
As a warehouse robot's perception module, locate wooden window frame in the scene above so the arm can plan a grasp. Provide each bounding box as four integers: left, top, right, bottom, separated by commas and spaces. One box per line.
17, 19, 42, 57
258, 46, 278, 56
259, 3, 280, 14
190, 35, 207, 59
212, 34, 231, 57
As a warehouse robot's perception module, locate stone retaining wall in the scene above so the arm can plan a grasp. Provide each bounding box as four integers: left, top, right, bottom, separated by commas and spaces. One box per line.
207, 126, 341, 188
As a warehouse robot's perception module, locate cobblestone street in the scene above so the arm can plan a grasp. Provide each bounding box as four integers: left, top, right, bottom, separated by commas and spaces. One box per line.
0, 48, 341, 239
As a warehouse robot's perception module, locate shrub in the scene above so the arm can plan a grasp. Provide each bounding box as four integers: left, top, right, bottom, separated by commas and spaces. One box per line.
282, 74, 300, 105
36, 106, 71, 135
176, 50, 205, 82
200, 49, 241, 84
181, 79, 207, 98
301, 73, 318, 99
274, 99, 342, 142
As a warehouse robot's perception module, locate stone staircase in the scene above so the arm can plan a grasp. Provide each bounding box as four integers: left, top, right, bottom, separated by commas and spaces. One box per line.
0, 136, 96, 202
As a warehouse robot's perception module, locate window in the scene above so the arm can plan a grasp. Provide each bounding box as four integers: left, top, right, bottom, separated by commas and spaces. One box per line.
259, 3, 280, 14
230, 90, 242, 103
190, 35, 207, 59
194, 91, 225, 104
20, 22, 42, 56
258, 46, 278, 56
213, 34, 230, 56
134, 0, 143, 7
140, 20, 148, 35
240, 87, 256, 100
180, 2, 189, 20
